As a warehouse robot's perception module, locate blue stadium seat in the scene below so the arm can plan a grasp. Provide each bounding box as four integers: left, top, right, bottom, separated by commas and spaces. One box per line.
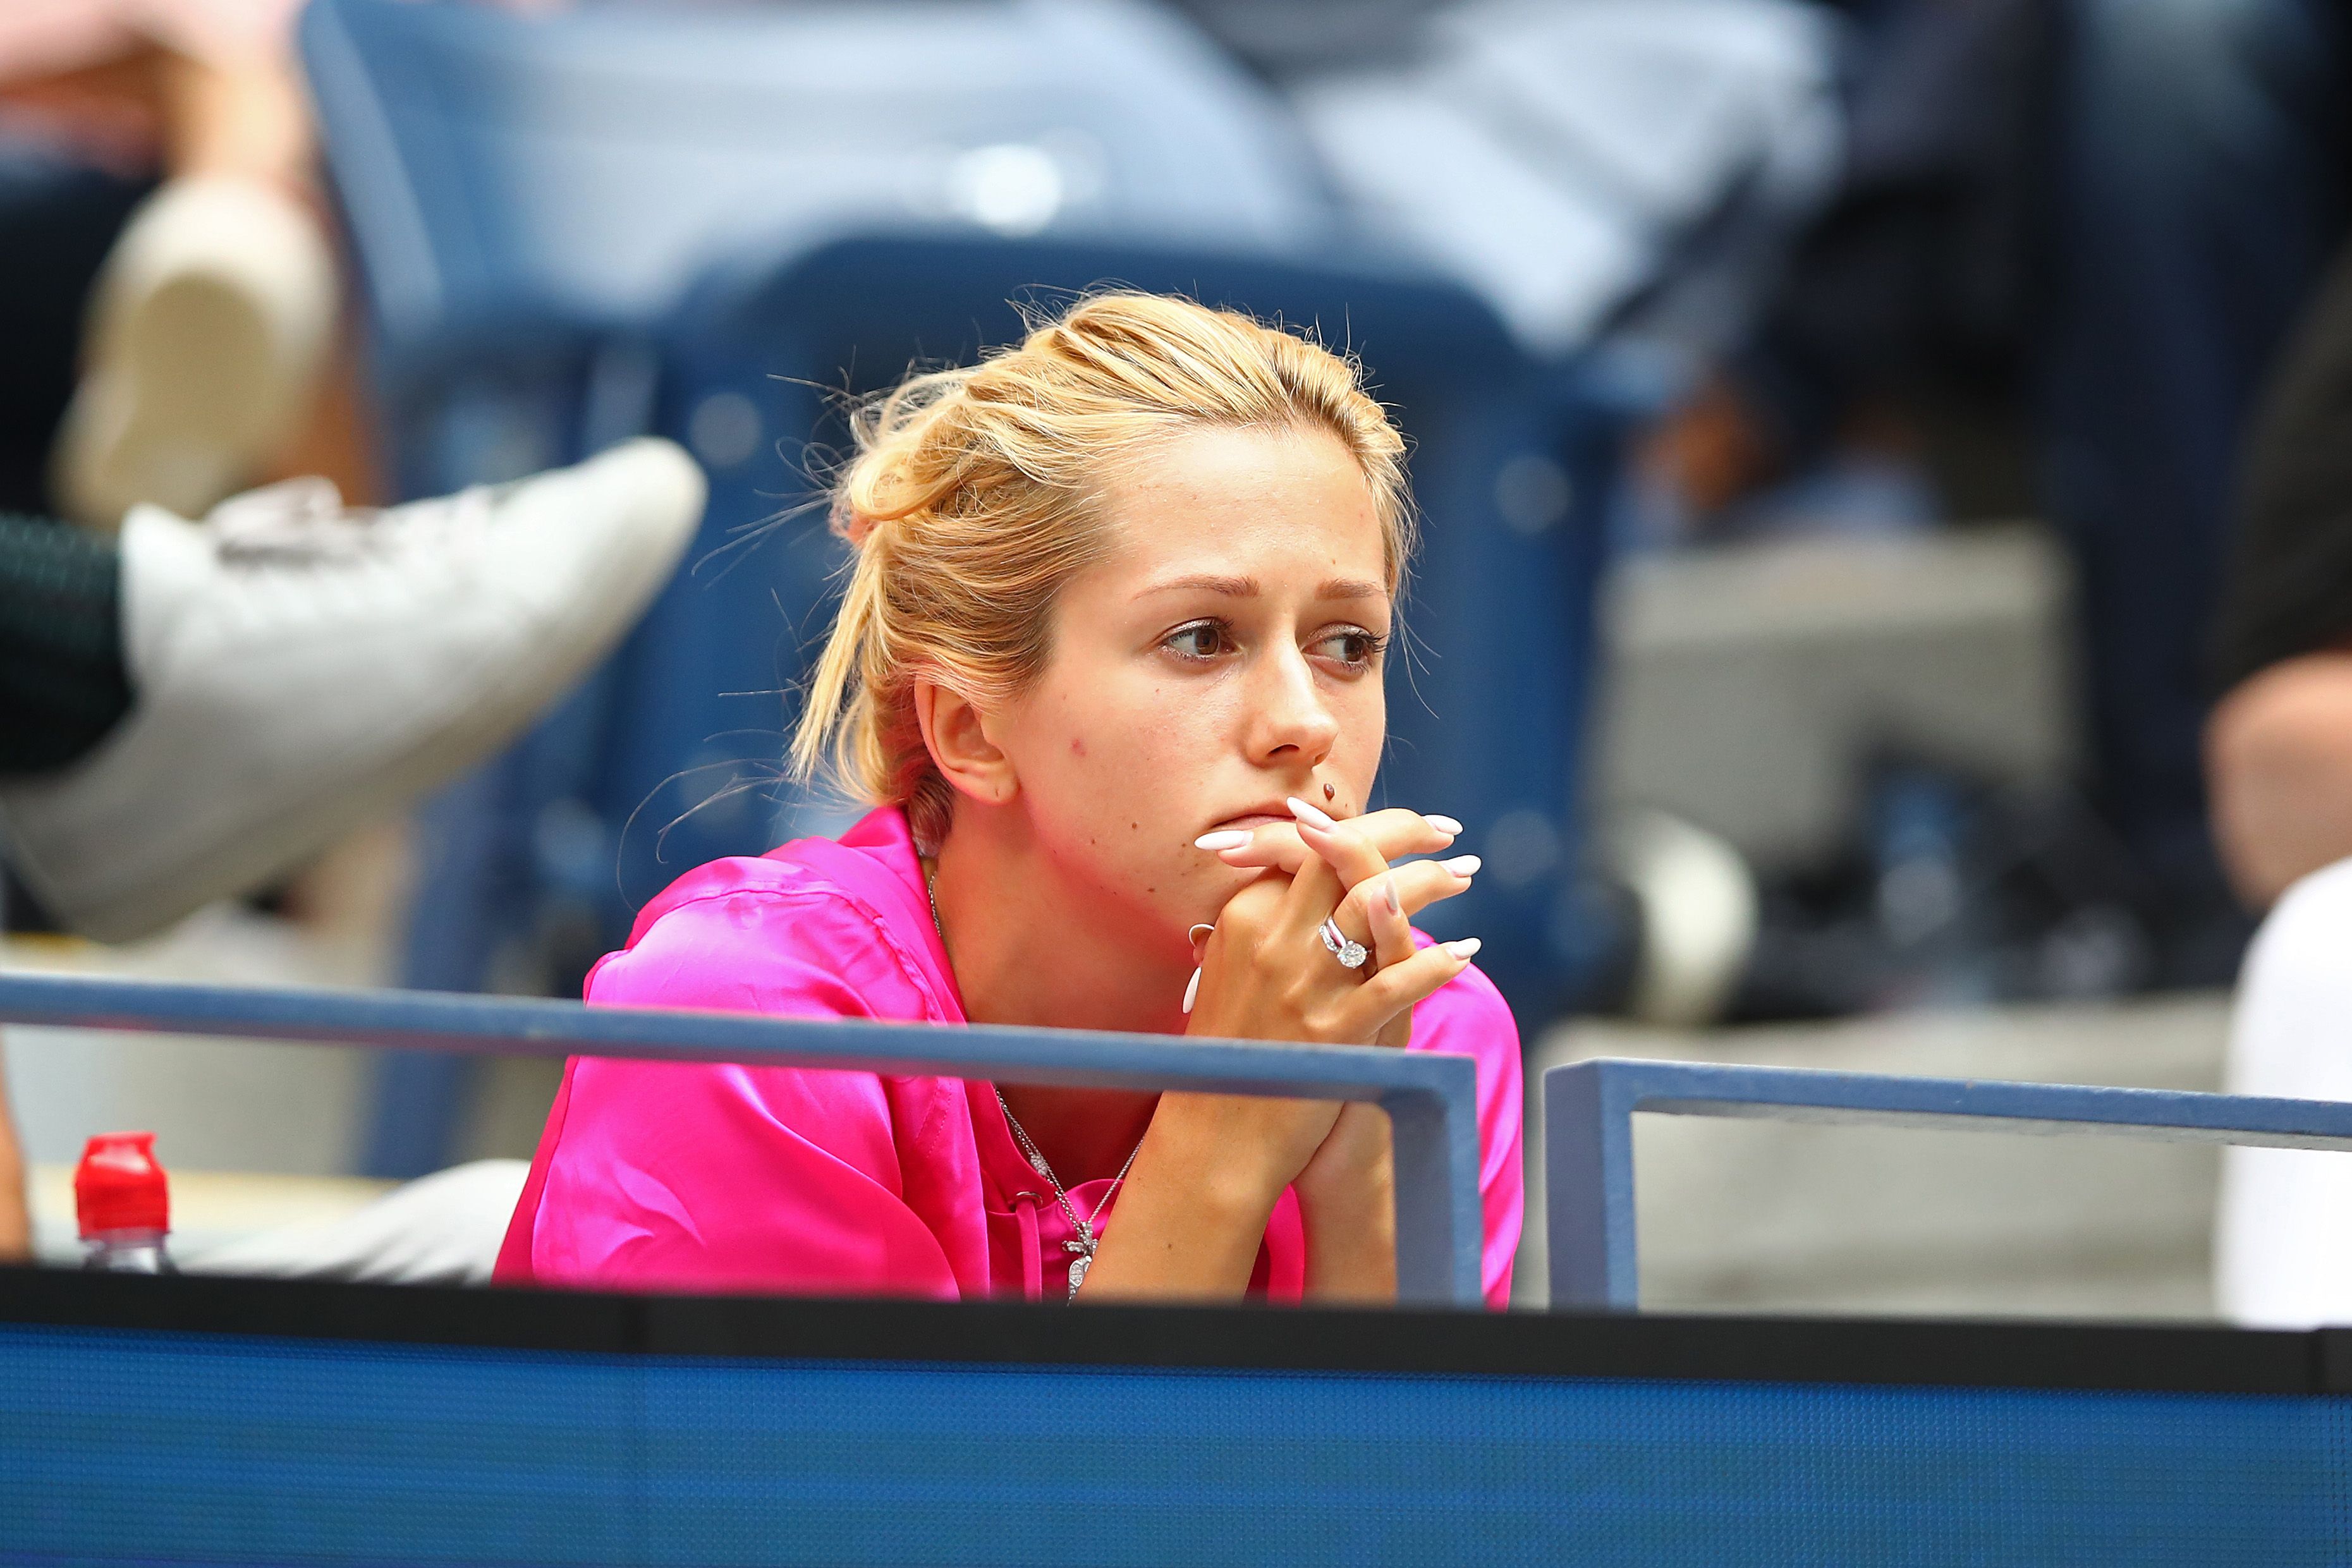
300, 0, 1338, 493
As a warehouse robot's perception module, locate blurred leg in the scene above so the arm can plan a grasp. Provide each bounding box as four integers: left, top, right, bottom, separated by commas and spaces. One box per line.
157, 45, 312, 193
0, 512, 131, 777
2042, 0, 2348, 885
23, 40, 343, 527
0, 142, 150, 514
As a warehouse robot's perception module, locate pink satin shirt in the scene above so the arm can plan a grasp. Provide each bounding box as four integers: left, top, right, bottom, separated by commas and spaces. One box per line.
496, 806, 1523, 1306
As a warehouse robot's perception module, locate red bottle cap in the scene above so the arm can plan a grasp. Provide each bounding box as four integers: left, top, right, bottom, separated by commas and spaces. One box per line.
75, 1132, 169, 1238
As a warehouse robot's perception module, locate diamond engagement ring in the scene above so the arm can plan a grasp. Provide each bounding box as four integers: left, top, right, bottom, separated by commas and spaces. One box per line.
1319, 916, 1369, 970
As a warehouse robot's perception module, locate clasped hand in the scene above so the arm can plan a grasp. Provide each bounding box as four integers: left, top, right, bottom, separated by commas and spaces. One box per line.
1177, 799, 1481, 1209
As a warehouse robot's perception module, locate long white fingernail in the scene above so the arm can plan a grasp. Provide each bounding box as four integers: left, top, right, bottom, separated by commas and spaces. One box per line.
1427, 815, 1465, 836
1195, 829, 1253, 851
1383, 872, 1403, 916
1446, 938, 1482, 959
1443, 854, 1482, 877
1182, 967, 1202, 1014
1287, 796, 1337, 830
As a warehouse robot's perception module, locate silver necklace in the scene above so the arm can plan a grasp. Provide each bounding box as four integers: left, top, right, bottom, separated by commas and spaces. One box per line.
925, 859, 1142, 1301
994, 1086, 1140, 1301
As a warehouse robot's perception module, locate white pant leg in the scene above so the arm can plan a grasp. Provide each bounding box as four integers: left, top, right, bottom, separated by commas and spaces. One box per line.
184, 1158, 529, 1287
2215, 858, 2352, 1327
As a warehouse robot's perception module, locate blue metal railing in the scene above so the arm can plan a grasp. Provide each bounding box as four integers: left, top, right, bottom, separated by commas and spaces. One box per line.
0, 972, 1484, 1306
1545, 1057, 2352, 1311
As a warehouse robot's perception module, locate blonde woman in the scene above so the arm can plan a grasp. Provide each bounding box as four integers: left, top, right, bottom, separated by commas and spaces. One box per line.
497, 295, 1523, 1306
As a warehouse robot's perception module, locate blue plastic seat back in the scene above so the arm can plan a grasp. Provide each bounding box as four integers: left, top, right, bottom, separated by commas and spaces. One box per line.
616, 233, 1620, 1022
299, 0, 1337, 415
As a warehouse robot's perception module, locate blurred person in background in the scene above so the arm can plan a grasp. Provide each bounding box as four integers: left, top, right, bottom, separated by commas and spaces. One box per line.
2206, 243, 2352, 1328
2207, 245, 2352, 910
0, 0, 350, 523
0, 437, 704, 942
1645, 0, 2348, 983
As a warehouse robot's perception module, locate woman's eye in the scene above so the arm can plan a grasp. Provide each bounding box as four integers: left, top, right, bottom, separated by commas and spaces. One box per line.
1316, 629, 1386, 669
1164, 621, 1230, 661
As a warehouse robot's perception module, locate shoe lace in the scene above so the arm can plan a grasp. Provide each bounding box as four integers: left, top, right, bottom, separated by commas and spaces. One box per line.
208, 477, 494, 562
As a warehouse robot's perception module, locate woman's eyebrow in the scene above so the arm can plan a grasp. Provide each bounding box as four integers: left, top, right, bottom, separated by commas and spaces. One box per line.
1135, 573, 1258, 599
1133, 574, 1386, 602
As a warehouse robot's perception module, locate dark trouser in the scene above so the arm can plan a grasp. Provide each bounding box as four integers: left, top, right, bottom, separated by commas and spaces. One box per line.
2042, 0, 2347, 886
0, 140, 149, 516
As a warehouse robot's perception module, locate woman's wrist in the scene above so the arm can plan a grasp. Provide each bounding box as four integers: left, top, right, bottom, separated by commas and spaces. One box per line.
1293, 1105, 1397, 1302
1295, 1167, 1396, 1303
1141, 1092, 1301, 1219
1079, 1097, 1291, 1301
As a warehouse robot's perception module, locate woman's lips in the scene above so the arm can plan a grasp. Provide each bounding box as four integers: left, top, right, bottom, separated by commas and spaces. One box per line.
1208, 813, 1283, 834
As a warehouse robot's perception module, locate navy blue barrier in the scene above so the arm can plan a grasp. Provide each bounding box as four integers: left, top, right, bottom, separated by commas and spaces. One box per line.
1545, 1058, 2352, 1311
6, 1271, 2352, 1564
0, 971, 1482, 1306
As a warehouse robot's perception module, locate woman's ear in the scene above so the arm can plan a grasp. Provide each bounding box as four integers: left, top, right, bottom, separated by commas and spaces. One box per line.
913, 679, 1018, 806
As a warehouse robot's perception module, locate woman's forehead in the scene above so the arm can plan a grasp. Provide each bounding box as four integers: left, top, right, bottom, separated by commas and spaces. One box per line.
1094, 425, 1388, 585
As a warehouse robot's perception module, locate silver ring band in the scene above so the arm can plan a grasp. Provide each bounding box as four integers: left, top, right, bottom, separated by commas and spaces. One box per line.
1319, 916, 1368, 971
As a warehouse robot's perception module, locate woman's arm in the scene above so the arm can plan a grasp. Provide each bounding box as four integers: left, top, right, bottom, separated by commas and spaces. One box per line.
1082, 1090, 1334, 1299
0, 1049, 30, 1263
1082, 810, 1471, 1303
1293, 1105, 1396, 1301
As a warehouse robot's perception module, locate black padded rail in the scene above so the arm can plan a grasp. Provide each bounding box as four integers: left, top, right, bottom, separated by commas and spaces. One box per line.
4, 1265, 2344, 1395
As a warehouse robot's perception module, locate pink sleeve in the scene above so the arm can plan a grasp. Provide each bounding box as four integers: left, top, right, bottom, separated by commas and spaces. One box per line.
515, 889, 963, 1298
1409, 959, 1526, 1311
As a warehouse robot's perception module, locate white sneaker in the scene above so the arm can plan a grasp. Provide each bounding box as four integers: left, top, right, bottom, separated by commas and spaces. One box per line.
52, 175, 338, 530
0, 439, 706, 942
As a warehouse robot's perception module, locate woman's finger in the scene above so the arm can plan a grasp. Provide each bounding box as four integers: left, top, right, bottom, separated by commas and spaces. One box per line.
1365, 870, 1415, 973
1333, 856, 1478, 945
1277, 797, 1397, 935
1198, 807, 1458, 873
1333, 935, 1483, 1038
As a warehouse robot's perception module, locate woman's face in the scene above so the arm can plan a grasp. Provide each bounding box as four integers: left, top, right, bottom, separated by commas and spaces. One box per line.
992, 422, 1392, 944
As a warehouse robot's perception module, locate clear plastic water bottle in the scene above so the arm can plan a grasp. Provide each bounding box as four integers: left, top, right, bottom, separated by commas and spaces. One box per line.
75, 1131, 174, 1273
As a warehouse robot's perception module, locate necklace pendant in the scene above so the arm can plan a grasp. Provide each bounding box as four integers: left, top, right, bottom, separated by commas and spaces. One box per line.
1066, 1251, 1091, 1299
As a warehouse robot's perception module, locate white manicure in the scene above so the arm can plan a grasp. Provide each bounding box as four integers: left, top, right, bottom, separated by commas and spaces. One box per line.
1182, 967, 1202, 1014
1382, 873, 1403, 916
1446, 938, 1482, 959
1443, 854, 1482, 877
1287, 796, 1337, 830
1427, 815, 1465, 836
1194, 830, 1253, 850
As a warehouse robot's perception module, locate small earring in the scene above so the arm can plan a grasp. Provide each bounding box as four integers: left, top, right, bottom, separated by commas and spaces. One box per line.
1188, 923, 1217, 942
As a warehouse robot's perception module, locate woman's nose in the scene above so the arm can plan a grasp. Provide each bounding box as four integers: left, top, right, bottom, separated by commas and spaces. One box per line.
1248, 645, 1340, 763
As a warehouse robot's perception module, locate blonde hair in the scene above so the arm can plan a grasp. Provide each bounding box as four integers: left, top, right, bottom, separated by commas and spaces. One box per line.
789, 291, 1415, 851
